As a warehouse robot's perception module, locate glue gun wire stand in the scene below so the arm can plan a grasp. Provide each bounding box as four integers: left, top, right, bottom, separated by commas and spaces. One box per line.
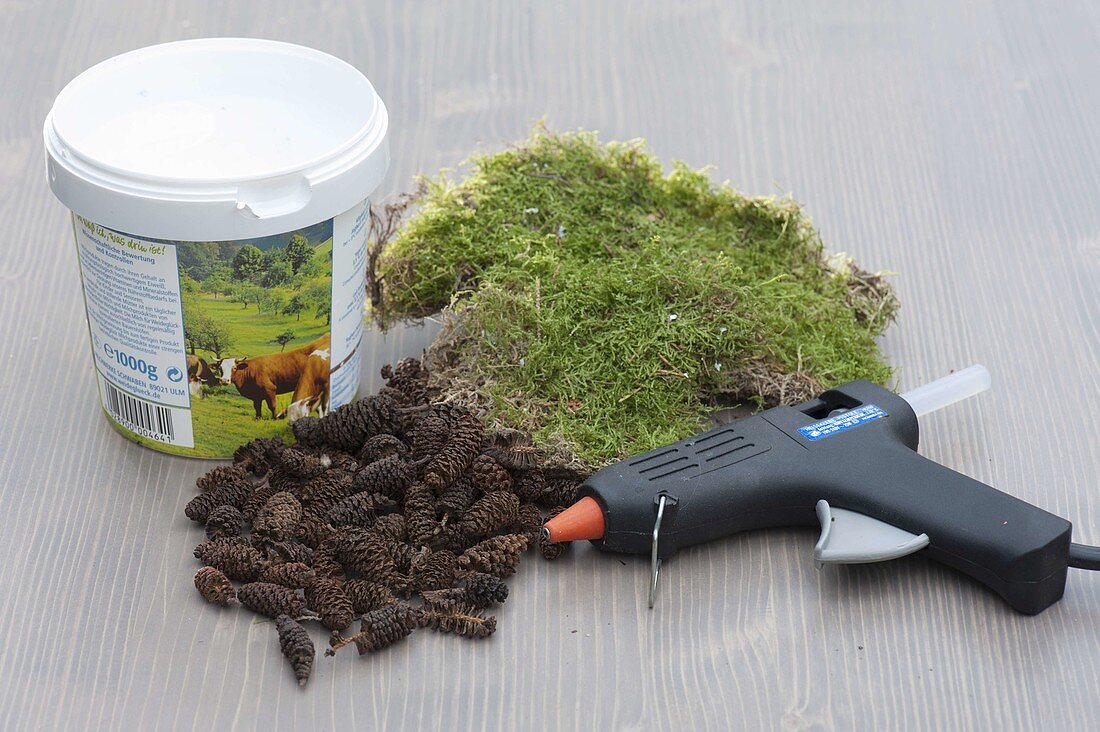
543, 366, 1100, 614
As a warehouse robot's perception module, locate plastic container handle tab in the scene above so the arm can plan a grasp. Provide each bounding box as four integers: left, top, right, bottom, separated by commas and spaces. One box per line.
899, 364, 992, 418
235, 175, 313, 219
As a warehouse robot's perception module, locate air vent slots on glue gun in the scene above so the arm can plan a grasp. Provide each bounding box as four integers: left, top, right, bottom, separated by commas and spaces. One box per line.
544, 366, 1100, 614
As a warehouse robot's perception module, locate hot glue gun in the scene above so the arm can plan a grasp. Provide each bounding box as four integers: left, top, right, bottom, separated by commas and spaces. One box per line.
544, 366, 1100, 614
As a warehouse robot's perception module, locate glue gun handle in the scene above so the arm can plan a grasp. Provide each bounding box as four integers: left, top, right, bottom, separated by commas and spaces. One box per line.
827, 446, 1070, 614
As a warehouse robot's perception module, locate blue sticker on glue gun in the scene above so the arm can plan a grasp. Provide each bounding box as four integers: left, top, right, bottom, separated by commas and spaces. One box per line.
798, 404, 888, 441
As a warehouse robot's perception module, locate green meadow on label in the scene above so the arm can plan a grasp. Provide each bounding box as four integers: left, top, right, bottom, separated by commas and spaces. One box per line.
105, 226, 337, 458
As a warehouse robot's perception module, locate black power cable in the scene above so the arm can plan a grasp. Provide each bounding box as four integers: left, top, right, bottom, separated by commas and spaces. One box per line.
1068, 543, 1100, 571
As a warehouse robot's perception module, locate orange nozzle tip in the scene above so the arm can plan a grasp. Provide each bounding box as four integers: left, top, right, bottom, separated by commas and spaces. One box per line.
543, 496, 606, 542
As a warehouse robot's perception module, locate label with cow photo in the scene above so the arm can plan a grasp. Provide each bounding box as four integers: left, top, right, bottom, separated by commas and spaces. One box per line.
73, 199, 370, 457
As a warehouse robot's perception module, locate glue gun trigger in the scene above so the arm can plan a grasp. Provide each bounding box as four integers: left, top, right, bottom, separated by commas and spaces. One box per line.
813, 500, 929, 567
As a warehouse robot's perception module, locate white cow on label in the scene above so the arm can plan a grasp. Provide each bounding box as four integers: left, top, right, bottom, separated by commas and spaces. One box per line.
186, 354, 219, 399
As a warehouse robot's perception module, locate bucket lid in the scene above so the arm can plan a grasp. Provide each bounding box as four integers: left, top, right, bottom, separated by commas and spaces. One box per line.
44, 38, 389, 240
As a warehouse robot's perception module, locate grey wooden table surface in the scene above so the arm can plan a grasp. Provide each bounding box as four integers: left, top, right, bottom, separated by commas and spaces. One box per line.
2, 1, 1098, 730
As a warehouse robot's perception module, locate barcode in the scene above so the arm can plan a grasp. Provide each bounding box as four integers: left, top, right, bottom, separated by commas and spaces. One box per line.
103, 381, 175, 440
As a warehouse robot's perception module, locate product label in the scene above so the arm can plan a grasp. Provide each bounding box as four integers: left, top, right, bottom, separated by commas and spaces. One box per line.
73, 202, 369, 457
75, 219, 195, 447
797, 404, 888, 441
330, 199, 370, 408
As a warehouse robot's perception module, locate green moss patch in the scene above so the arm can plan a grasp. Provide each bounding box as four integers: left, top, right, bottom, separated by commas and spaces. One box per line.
374, 129, 897, 472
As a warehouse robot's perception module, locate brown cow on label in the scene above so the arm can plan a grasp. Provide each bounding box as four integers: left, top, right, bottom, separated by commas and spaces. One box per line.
276, 348, 330, 422
216, 334, 330, 419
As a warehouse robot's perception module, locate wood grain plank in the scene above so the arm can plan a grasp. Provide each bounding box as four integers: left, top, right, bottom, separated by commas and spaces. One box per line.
0, 0, 1098, 729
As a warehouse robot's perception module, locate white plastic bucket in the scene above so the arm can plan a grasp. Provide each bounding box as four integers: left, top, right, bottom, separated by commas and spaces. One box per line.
45, 38, 389, 457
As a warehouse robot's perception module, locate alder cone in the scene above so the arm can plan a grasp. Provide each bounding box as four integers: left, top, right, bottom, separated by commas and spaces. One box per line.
458, 492, 520, 538
194, 567, 236, 606
513, 469, 546, 503
484, 430, 539, 471
292, 394, 400, 452
380, 357, 432, 406
420, 573, 508, 611
262, 540, 314, 566
470, 454, 513, 493
194, 537, 266, 581
305, 578, 355, 631
386, 356, 428, 381
418, 587, 465, 610
463, 572, 509, 608
456, 534, 529, 577
351, 604, 419, 654
420, 604, 497, 638
185, 478, 252, 523
407, 415, 450, 460
537, 478, 580, 509
266, 462, 306, 495
242, 483, 281, 522
297, 470, 357, 506
404, 482, 441, 546
233, 436, 287, 476
423, 412, 484, 490
404, 481, 434, 513
431, 525, 473, 554
405, 513, 440, 549
253, 491, 302, 542
386, 572, 416, 600
367, 514, 408, 544
275, 615, 314, 688
411, 550, 458, 592
343, 579, 397, 614
391, 543, 430, 574
295, 511, 336, 549
204, 504, 245, 540
237, 582, 306, 618
332, 528, 396, 581
278, 448, 332, 481
350, 454, 414, 499
259, 562, 316, 589
437, 476, 478, 519
311, 538, 347, 582
194, 535, 246, 554
324, 451, 362, 474
513, 503, 544, 540
357, 434, 410, 465
326, 491, 396, 529
196, 464, 248, 493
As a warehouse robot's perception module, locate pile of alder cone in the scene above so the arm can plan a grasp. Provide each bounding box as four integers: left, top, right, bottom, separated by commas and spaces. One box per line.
186, 358, 581, 688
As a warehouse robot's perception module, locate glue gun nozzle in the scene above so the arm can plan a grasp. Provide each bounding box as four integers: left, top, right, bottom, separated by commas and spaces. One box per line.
542, 496, 606, 542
